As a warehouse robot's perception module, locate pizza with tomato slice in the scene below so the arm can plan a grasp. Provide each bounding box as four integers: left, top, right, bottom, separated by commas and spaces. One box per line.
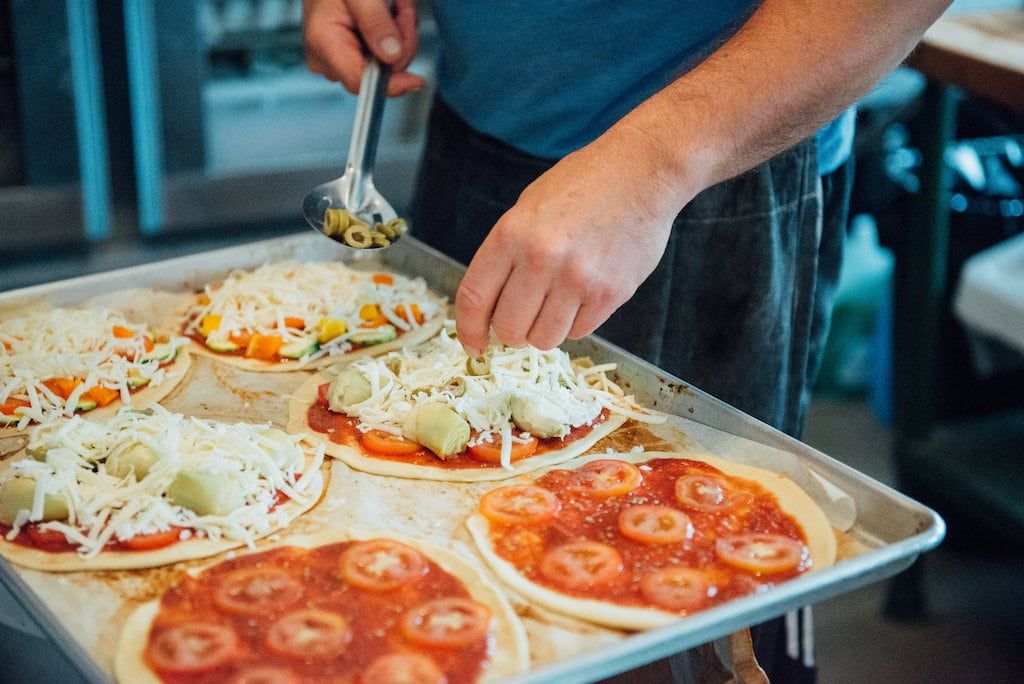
467, 451, 837, 630
0, 406, 327, 571
0, 307, 191, 438
288, 328, 663, 481
181, 262, 445, 372
114, 530, 528, 683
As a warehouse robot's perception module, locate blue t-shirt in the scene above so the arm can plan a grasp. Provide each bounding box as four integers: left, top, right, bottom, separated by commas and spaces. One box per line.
431, 1, 853, 175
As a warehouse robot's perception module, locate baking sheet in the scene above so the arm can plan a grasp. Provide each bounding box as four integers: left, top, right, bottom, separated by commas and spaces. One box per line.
0, 234, 944, 683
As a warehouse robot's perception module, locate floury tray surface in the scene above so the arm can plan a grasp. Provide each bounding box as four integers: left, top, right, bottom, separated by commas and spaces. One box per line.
0, 234, 944, 683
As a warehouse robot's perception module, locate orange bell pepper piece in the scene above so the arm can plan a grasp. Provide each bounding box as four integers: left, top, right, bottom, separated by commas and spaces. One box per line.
42, 377, 82, 400
283, 317, 306, 329
112, 325, 134, 338
85, 386, 120, 407
394, 303, 424, 325
372, 273, 394, 286
1, 398, 29, 415
244, 333, 282, 360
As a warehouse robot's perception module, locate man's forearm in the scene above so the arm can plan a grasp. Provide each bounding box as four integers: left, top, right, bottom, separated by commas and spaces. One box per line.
616, 0, 952, 200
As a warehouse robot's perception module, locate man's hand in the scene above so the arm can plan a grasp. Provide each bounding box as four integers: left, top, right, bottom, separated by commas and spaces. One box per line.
455, 125, 702, 356
303, 0, 422, 96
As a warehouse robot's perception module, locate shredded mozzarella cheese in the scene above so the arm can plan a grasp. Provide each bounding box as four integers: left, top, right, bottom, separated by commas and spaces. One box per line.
333, 323, 664, 455
3, 406, 322, 558
182, 262, 442, 361
0, 308, 185, 428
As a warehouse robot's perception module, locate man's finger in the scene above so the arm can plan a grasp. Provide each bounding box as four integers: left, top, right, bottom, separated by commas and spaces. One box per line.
393, 0, 419, 72
306, 27, 366, 92
490, 267, 547, 348
387, 72, 426, 96
348, 0, 406, 64
456, 237, 513, 356
568, 299, 615, 341
528, 290, 581, 350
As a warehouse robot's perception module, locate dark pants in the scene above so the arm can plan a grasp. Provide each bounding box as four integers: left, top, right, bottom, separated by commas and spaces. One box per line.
413, 98, 852, 681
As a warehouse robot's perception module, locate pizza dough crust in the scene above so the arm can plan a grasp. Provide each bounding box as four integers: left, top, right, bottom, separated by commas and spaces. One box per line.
185, 312, 444, 373
467, 450, 838, 631
114, 529, 529, 683
0, 454, 329, 572
287, 370, 629, 482
0, 348, 192, 439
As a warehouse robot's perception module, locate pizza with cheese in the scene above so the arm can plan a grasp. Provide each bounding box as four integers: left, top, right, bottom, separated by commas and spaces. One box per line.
0, 406, 327, 571
0, 307, 191, 437
181, 262, 445, 371
115, 530, 528, 684
288, 327, 662, 481
467, 451, 837, 630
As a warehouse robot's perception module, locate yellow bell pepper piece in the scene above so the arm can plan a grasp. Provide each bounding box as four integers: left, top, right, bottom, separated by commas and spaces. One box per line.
358, 304, 380, 321
317, 318, 348, 344
200, 314, 222, 337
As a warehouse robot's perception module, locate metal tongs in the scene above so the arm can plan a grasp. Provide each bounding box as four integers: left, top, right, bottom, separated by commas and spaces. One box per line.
302, 6, 401, 254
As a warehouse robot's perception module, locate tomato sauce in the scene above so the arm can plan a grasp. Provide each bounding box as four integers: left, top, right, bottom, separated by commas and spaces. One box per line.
307, 384, 606, 469
488, 458, 809, 613
146, 541, 490, 684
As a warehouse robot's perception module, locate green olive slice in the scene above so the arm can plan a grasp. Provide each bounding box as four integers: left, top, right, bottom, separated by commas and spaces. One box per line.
343, 225, 373, 249
466, 355, 491, 376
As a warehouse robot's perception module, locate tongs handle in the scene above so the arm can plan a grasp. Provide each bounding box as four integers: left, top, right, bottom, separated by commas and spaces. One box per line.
343, 2, 395, 212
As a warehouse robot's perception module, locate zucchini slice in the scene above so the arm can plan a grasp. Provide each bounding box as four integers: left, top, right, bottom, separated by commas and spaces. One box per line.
279, 334, 319, 359
206, 338, 241, 353
350, 325, 398, 346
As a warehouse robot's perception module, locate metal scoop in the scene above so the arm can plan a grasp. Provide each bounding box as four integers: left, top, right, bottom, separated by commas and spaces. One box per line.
302, 52, 399, 253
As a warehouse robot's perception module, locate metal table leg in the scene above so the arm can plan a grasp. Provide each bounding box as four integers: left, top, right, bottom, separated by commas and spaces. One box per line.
886, 81, 958, 618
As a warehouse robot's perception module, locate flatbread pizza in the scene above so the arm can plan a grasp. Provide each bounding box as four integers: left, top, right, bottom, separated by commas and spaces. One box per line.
180, 261, 445, 372
467, 450, 837, 630
115, 529, 529, 683
0, 406, 327, 571
288, 327, 663, 481
0, 307, 190, 438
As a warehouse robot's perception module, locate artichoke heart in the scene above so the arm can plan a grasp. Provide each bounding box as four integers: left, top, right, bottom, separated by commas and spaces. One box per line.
0, 477, 69, 525
167, 471, 243, 516
510, 394, 570, 438
402, 402, 470, 460
105, 440, 160, 480
327, 369, 372, 412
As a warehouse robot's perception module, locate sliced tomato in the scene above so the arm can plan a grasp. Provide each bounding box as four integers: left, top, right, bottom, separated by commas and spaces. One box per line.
360, 653, 445, 684
227, 666, 301, 684
675, 474, 744, 512
340, 539, 427, 591
265, 609, 351, 660
640, 567, 712, 612
715, 534, 807, 574
282, 317, 305, 329
0, 398, 29, 416
24, 525, 73, 549
618, 505, 693, 545
122, 527, 184, 551
479, 485, 560, 526
148, 622, 241, 675
400, 598, 491, 648
371, 273, 394, 286
539, 541, 623, 589
213, 567, 304, 615
467, 436, 538, 464
317, 382, 330, 405
360, 429, 422, 456
567, 459, 642, 498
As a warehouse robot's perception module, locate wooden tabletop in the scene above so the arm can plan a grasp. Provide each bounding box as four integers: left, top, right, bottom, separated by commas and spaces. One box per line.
905, 10, 1024, 112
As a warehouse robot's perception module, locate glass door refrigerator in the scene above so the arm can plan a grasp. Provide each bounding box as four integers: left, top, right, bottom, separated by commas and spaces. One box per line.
0, 0, 111, 252
123, 0, 437, 236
